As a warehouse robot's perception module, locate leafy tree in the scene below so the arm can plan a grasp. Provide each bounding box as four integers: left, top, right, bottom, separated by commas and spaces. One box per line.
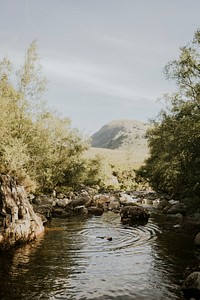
0, 42, 102, 192
137, 30, 200, 199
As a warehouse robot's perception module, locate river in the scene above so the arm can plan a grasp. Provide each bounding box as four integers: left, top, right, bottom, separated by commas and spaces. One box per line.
0, 212, 198, 299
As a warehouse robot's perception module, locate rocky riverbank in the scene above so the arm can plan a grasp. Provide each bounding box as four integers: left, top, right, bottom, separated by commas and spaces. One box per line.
30, 187, 200, 229
0, 175, 44, 250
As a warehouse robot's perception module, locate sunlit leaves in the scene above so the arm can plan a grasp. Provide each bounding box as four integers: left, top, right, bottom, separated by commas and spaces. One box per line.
139, 30, 200, 199
0, 42, 101, 192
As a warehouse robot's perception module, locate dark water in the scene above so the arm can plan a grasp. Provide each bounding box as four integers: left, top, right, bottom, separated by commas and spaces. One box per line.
0, 212, 198, 300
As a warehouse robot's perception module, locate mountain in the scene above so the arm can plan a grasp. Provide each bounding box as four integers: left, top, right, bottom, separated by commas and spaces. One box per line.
91, 119, 149, 150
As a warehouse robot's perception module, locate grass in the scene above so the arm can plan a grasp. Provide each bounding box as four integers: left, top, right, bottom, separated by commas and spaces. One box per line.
85, 146, 149, 170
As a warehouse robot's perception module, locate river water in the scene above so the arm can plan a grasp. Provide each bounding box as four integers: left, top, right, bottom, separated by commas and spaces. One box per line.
0, 212, 198, 300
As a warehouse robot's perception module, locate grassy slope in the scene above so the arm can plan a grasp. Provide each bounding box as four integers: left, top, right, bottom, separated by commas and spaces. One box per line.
85, 146, 149, 170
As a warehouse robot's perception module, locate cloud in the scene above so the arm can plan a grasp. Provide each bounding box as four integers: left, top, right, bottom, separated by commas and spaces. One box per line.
44, 56, 141, 100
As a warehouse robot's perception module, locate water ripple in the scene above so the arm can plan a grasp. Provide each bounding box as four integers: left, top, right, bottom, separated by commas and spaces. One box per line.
66, 212, 161, 254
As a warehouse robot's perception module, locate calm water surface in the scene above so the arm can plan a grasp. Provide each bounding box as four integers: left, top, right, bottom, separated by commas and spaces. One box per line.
0, 212, 198, 299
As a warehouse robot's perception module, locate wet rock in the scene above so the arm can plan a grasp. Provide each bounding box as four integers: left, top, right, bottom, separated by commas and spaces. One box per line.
120, 205, 150, 225
119, 193, 134, 205
0, 175, 44, 250
87, 206, 104, 216
71, 196, 91, 208
94, 194, 111, 209
32, 195, 54, 206
182, 271, 200, 299
73, 206, 88, 215
194, 232, 200, 248
33, 204, 53, 221
166, 203, 187, 215
157, 199, 171, 211
108, 200, 120, 212
173, 224, 181, 229
52, 207, 72, 218
142, 198, 153, 206
85, 198, 95, 208
143, 191, 158, 199
167, 213, 183, 221
80, 190, 89, 197
56, 198, 72, 208
168, 200, 180, 205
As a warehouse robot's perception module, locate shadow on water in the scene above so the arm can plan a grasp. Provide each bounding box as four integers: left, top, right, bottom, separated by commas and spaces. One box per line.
0, 212, 198, 299
0, 215, 88, 300
147, 213, 200, 300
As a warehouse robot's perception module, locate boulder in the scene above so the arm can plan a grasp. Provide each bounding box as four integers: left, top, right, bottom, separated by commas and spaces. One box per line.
182, 272, 200, 299
108, 200, 120, 212
166, 203, 187, 215
157, 199, 171, 211
120, 205, 150, 225
94, 194, 111, 209
0, 175, 44, 250
87, 206, 104, 216
195, 232, 200, 248
71, 196, 91, 208
52, 207, 73, 218
32, 195, 54, 205
56, 198, 72, 208
119, 193, 134, 205
167, 213, 183, 221
33, 204, 53, 221
73, 206, 88, 215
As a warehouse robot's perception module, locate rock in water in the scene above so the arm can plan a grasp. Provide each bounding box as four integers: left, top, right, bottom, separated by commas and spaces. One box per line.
194, 232, 200, 248
182, 271, 200, 299
0, 175, 44, 250
120, 205, 150, 225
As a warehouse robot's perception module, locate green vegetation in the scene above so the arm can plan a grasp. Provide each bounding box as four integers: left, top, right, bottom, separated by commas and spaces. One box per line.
137, 30, 200, 201
85, 147, 149, 191
88, 119, 149, 190
0, 41, 103, 192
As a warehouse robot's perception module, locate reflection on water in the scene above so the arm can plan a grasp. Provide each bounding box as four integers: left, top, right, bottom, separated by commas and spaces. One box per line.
0, 212, 198, 299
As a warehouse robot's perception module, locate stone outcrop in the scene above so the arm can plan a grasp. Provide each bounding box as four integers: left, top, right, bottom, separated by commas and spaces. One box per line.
120, 205, 150, 225
0, 175, 44, 250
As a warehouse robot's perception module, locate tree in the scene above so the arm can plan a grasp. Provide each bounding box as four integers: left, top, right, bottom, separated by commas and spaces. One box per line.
0, 42, 102, 192
137, 30, 200, 200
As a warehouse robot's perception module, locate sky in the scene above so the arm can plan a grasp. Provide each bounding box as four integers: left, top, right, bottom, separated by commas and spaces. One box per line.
0, 0, 200, 134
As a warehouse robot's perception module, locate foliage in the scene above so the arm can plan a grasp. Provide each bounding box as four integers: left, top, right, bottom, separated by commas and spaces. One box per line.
137, 30, 200, 200
0, 42, 103, 192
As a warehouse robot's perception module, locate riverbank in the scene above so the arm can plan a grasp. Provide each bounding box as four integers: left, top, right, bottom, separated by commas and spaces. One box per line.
0, 175, 44, 250
30, 187, 200, 232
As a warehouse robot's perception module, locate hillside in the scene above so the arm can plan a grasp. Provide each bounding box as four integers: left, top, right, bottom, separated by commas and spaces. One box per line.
85, 120, 150, 189
91, 119, 149, 151
85, 146, 148, 170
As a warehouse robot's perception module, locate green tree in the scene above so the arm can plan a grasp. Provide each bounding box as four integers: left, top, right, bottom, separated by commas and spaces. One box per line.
137, 30, 200, 200
0, 42, 102, 192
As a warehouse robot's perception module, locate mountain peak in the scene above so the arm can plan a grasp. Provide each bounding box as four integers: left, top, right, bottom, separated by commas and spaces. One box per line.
91, 119, 149, 150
